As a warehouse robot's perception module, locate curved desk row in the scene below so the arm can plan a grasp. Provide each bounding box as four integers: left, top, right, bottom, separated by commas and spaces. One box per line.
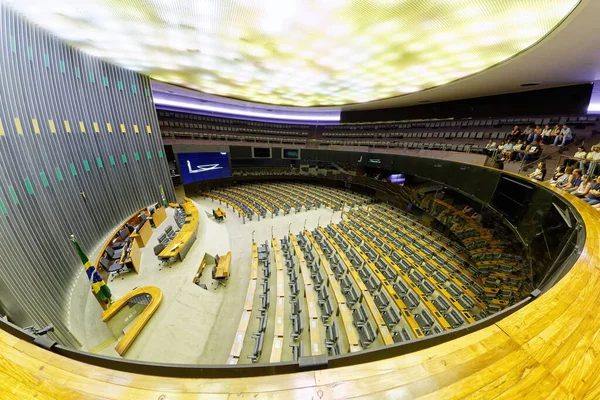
2, 176, 599, 398
158, 198, 198, 261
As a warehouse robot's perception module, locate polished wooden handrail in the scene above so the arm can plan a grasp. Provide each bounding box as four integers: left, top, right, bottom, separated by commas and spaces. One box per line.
0, 177, 597, 398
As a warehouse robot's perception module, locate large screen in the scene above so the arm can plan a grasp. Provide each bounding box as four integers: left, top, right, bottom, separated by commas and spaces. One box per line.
178, 152, 231, 184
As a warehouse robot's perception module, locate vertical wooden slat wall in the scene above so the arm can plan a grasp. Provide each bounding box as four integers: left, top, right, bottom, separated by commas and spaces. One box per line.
0, 5, 176, 347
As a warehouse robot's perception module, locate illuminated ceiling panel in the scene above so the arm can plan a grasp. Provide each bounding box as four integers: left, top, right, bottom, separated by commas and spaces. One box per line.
6, 0, 580, 106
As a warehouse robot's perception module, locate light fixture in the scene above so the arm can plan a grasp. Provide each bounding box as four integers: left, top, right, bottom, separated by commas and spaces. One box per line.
6, 0, 580, 107
153, 97, 341, 122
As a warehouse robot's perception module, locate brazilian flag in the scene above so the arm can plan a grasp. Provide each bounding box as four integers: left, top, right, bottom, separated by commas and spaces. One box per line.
70, 235, 112, 302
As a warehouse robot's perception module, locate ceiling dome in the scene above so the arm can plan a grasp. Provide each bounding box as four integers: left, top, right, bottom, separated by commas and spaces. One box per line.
6, 0, 580, 106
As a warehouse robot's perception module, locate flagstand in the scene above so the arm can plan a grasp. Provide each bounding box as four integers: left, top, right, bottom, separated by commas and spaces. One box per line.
70, 235, 113, 311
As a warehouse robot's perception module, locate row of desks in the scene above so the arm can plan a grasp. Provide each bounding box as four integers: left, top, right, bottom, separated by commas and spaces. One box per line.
318, 227, 395, 346
377, 203, 473, 265
305, 184, 368, 208
276, 183, 335, 209
305, 230, 361, 353
289, 234, 324, 356
270, 239, 285, 363
365, 208, 486, 311
375, 204, 476, 279
329, 223, 427, 337
201, 192, 247, 217
218, 189, 262, 215
252, 184, 294, 210
227, 243, 259, 365
339, 220, 458, 332
232, 187, 275, 214
347, 213, 477, 324
158, 199, 198, 260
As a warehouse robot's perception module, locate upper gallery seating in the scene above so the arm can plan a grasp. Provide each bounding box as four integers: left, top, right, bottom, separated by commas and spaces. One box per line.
321, 115, 598, 138
158, 110, 309, 139
158, 111, 597, 156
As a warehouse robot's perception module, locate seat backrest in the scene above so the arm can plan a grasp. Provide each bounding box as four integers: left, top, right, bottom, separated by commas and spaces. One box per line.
332, 321, 339, 340
153, 243, 165, 256
118, 228, 129, 240
99, 257, 110, 269
105, 246, 115, 258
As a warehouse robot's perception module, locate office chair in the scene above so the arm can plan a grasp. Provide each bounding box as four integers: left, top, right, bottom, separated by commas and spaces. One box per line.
105, 246, 123, 260
99, 256, 128, 281
165, 225, 177, 241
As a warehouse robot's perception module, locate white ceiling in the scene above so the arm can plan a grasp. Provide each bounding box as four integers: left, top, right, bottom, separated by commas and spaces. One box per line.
346, 0, 600, 111
6, 0, 592, 110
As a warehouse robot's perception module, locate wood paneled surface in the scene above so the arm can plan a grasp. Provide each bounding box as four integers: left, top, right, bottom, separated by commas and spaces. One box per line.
0, 180, 596, 399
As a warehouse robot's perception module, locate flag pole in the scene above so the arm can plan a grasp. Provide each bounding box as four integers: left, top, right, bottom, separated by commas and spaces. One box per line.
70, 235, 113, 310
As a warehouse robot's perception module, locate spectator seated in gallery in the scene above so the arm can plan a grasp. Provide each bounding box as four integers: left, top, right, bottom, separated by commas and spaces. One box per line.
517, 140, 542, 163
509, 125, 521, 142
562, 168, 583, 192
553, 124, 573, 147
541, 124, 553, 145
582, 177, 600, 206
484, 139, 497, 156
501, 140, 514, 161
528, 162, 546, 181
571, 174, 593, 197
554, 166, 575, 188
566, 146, 587, 167
509, 140, 525, 161
547, 166, 565, 185
527, 125, 542, 143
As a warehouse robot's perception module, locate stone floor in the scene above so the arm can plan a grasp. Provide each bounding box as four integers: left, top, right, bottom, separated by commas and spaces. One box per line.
68, 194, 345, 365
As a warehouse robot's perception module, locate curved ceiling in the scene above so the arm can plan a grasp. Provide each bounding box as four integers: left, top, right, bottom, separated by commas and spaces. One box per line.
5, 0, 580, 107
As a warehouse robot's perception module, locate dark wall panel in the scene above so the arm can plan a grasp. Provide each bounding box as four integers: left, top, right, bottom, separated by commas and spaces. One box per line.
342, 84, 594, 123
0, 6, 175, 347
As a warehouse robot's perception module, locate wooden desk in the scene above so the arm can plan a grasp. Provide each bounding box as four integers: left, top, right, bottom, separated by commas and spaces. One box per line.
214, 208, 226, 219
276, 271, 285, 298
158, 199, 199, 261
215, 251, 231, 280
192, 256, 207, 285
339, 303, 360, 351
274, 297, 285, 337
309, 318, 324, 356
101, 286, 162, 356
305, 289, 319, 320
152, 206, 167, 228
130, 220, 152, 248
244, 280, 256, 311
269, 337, 284, 363
118, 240, 141, 274
229, 245, 259, 364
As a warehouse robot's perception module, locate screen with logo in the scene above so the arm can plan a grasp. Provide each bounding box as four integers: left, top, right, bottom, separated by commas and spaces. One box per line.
178, 152, 231, 184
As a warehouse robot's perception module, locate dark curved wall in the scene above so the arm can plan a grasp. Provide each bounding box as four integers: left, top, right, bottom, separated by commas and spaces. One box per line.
0, 6, 175, 347
342, 84, 594, 122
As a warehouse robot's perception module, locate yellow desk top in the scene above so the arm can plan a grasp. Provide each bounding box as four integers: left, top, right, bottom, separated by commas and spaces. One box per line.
215, 251, 231, 279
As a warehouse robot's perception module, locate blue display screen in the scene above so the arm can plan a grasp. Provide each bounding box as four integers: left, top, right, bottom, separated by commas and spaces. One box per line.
178, 152, 231, 184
